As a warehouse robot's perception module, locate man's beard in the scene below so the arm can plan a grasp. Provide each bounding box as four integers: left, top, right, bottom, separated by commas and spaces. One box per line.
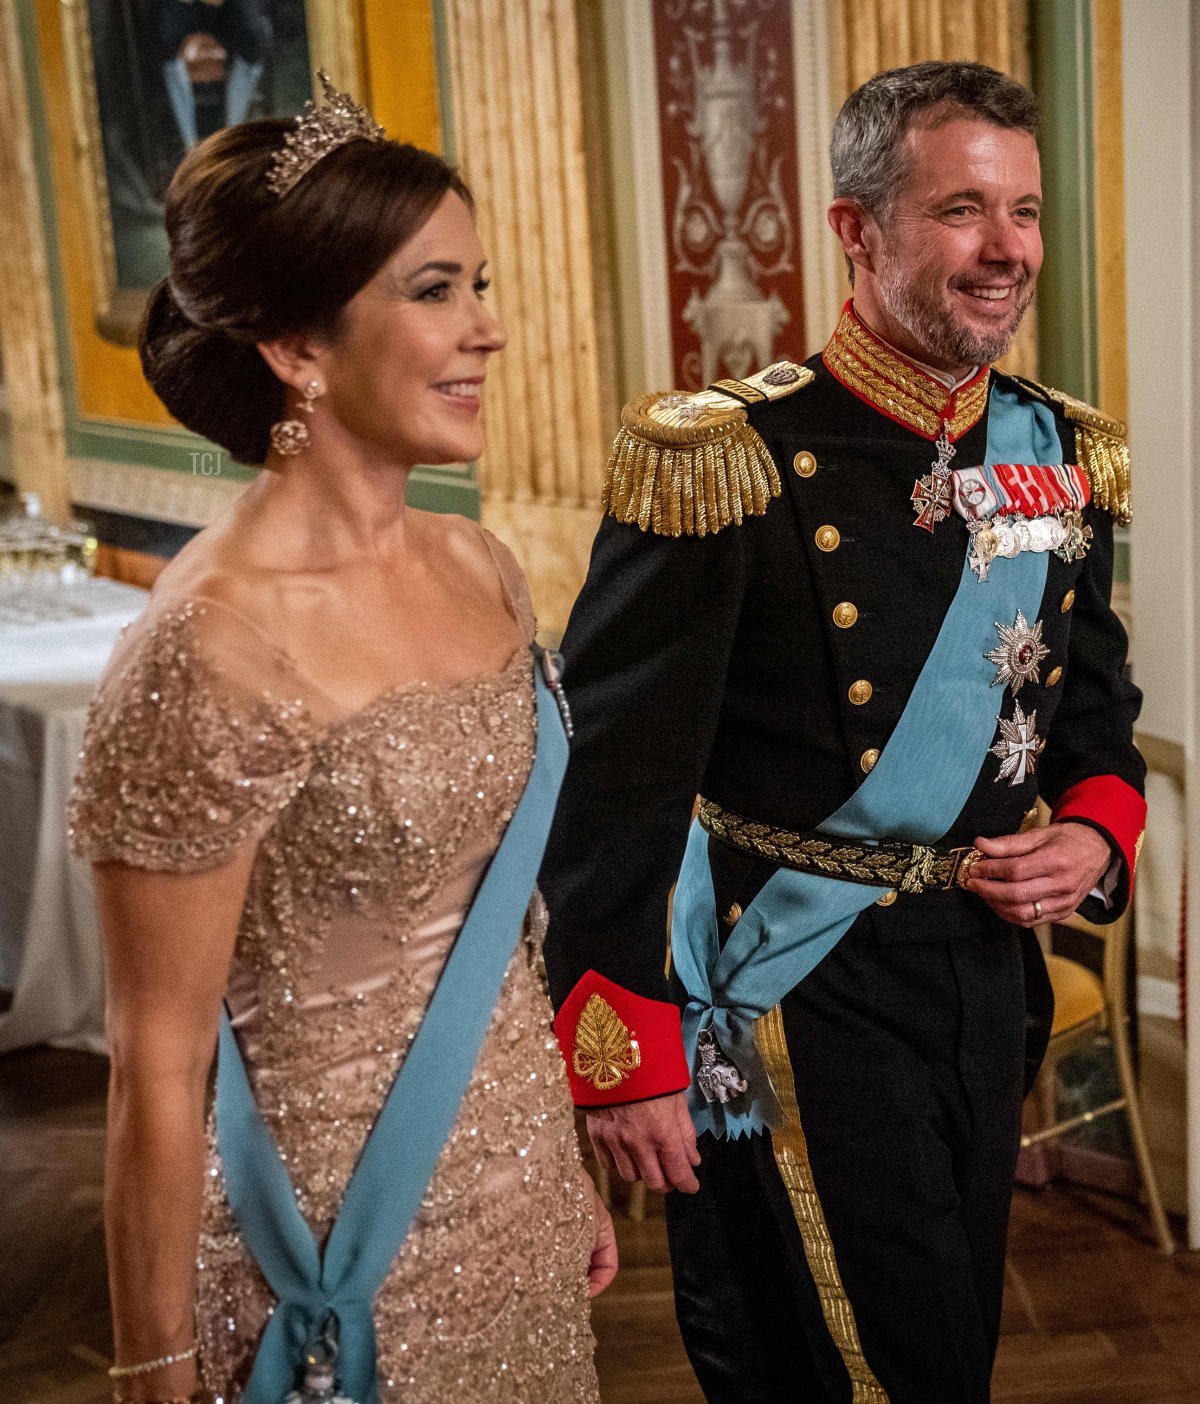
876, 249, 1036, 368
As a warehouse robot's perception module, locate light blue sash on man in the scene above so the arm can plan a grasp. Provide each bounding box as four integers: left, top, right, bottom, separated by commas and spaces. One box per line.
672, 382, 1062, 1139
215, 656, 569, 1404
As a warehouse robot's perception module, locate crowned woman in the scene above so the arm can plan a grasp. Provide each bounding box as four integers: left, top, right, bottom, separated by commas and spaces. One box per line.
69, 77, 613, 1404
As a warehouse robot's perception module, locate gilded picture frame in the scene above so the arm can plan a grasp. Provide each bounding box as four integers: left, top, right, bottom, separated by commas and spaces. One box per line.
57, 0, 364, 347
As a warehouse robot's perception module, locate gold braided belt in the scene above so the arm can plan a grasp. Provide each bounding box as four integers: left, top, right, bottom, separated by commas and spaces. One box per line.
697, 798, 981, 896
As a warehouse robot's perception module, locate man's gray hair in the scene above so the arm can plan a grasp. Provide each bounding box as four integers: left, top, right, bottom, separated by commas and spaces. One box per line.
831, 61, 1039, 221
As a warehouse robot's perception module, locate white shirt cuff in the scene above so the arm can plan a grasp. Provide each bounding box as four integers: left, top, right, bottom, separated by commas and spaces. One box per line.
1088, 852, 1122, 910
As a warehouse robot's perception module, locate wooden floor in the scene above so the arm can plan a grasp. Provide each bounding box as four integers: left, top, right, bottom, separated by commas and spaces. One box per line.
4, 1047, 1198, 1404
592, 1191, 1200, 1404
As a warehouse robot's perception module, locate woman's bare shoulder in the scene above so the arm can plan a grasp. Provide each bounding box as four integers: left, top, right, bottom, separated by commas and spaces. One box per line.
418, 512, 534, 639
412, 509, 514, 597
148, 506, 295, 636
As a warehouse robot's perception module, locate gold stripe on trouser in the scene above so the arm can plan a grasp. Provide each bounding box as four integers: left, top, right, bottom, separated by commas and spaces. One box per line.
754, 1005, 890, 1403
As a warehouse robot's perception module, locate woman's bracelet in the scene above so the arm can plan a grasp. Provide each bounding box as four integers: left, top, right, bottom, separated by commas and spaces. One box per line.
108, 1343, 198, 1379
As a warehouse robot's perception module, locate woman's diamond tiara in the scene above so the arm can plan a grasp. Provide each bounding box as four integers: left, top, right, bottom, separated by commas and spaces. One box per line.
266, 70, 386, 198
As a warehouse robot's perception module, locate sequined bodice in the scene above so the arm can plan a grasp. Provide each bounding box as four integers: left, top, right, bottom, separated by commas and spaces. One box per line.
70, 547, 599, 1403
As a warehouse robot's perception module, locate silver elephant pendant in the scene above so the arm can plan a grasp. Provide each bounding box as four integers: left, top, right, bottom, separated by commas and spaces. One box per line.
695, 1027, 748, 1105
282, 1316, 358, 1404
282, 1371, 356, 1404
282, 1356, 357, 1404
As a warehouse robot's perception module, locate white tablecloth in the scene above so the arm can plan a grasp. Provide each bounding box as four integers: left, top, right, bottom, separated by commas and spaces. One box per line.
0, 578, 148, 1053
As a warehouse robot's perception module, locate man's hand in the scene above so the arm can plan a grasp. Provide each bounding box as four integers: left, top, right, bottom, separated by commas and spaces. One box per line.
964, 822, 1113, 926
586, 1090, 701, 1194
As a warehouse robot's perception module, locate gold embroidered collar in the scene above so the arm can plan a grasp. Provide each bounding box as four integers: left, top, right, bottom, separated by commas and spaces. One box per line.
822, 301, 990, 442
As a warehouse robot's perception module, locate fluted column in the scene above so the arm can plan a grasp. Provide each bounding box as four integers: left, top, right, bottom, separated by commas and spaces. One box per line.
834, 0, 1038, 380
443, 0, 608, 637
840, 0, 1030, 94
0, 1, 72, 522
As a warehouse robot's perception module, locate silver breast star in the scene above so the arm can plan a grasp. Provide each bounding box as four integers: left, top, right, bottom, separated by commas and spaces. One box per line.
986, 610, 1050, 695
990, 701, 1041, 786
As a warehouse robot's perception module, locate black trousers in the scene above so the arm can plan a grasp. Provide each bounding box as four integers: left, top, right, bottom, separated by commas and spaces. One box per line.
666, 923, 1036, 1404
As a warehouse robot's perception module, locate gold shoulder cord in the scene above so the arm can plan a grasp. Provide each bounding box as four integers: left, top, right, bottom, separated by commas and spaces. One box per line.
603, 363, 814, 538
1011, 376, 1132, 525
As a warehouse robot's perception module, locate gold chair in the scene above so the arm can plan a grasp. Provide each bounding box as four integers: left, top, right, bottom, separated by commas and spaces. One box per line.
1022, 906, 1175, 1254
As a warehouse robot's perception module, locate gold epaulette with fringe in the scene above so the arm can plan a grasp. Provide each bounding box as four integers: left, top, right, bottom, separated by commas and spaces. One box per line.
603, 362, 814, 537
1010, 375, 1132, 525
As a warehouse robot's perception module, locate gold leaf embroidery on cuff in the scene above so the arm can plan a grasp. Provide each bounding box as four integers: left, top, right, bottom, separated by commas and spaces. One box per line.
572, 993, 642, 1091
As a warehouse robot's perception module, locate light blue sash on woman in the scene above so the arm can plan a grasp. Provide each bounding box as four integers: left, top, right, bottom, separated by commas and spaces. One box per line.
215, 655, 569, 1404
672, 383, 1063, 1139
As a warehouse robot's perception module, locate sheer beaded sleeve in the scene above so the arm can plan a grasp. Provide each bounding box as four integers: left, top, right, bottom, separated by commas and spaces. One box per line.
479, 528, 536, 643
69, 597, 315, 873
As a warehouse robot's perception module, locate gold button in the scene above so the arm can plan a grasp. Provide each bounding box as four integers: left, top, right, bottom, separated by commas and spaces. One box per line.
1061, 589, 1076, 613
816, 525, 841, 552
724, 902, 743, 927
876, 889, 898, 907
1046, 665, 1063, 687
860, 747, 880, 774
833, 601, 859, 629
848, 679, 873, 705
793, 451, 817, 478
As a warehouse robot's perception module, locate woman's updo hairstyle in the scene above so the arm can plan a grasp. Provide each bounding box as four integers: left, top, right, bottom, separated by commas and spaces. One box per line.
139, 118, 471, 464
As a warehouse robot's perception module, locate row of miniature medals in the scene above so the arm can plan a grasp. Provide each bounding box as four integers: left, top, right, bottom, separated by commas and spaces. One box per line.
914, 423, 1092, 790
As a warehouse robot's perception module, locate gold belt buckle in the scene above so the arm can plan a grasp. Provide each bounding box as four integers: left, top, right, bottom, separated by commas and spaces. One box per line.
900, 844, 979, 895
952, 847, 983, 889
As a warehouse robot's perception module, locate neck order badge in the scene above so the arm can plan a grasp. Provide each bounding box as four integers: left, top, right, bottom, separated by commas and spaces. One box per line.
671, 383, 1062, 1139
215, 653, 570, 1404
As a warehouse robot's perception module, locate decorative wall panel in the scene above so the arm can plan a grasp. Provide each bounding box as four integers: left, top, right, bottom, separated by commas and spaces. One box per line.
620, 0, 840, 392
652, 0, 807, 388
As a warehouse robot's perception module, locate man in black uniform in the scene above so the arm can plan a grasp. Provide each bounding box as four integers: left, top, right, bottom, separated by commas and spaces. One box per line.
540, 62, 1145, 1403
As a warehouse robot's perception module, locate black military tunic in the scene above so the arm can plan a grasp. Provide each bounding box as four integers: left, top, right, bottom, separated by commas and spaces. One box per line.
540, 305, 1145, 1404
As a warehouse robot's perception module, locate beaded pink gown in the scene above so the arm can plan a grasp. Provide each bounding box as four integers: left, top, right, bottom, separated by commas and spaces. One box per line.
69, 533, 600, 1403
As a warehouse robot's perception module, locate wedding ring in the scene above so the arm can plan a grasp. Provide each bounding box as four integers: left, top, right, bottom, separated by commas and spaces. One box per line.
1033, 900, 1043, 921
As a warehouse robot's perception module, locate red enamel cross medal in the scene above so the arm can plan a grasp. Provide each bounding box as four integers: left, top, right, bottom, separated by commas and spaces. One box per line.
911, 425, 957, 532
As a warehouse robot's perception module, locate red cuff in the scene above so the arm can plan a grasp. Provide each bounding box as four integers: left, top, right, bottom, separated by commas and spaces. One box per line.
553, 970, 690, 1107
1051, 775, 1147, 899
